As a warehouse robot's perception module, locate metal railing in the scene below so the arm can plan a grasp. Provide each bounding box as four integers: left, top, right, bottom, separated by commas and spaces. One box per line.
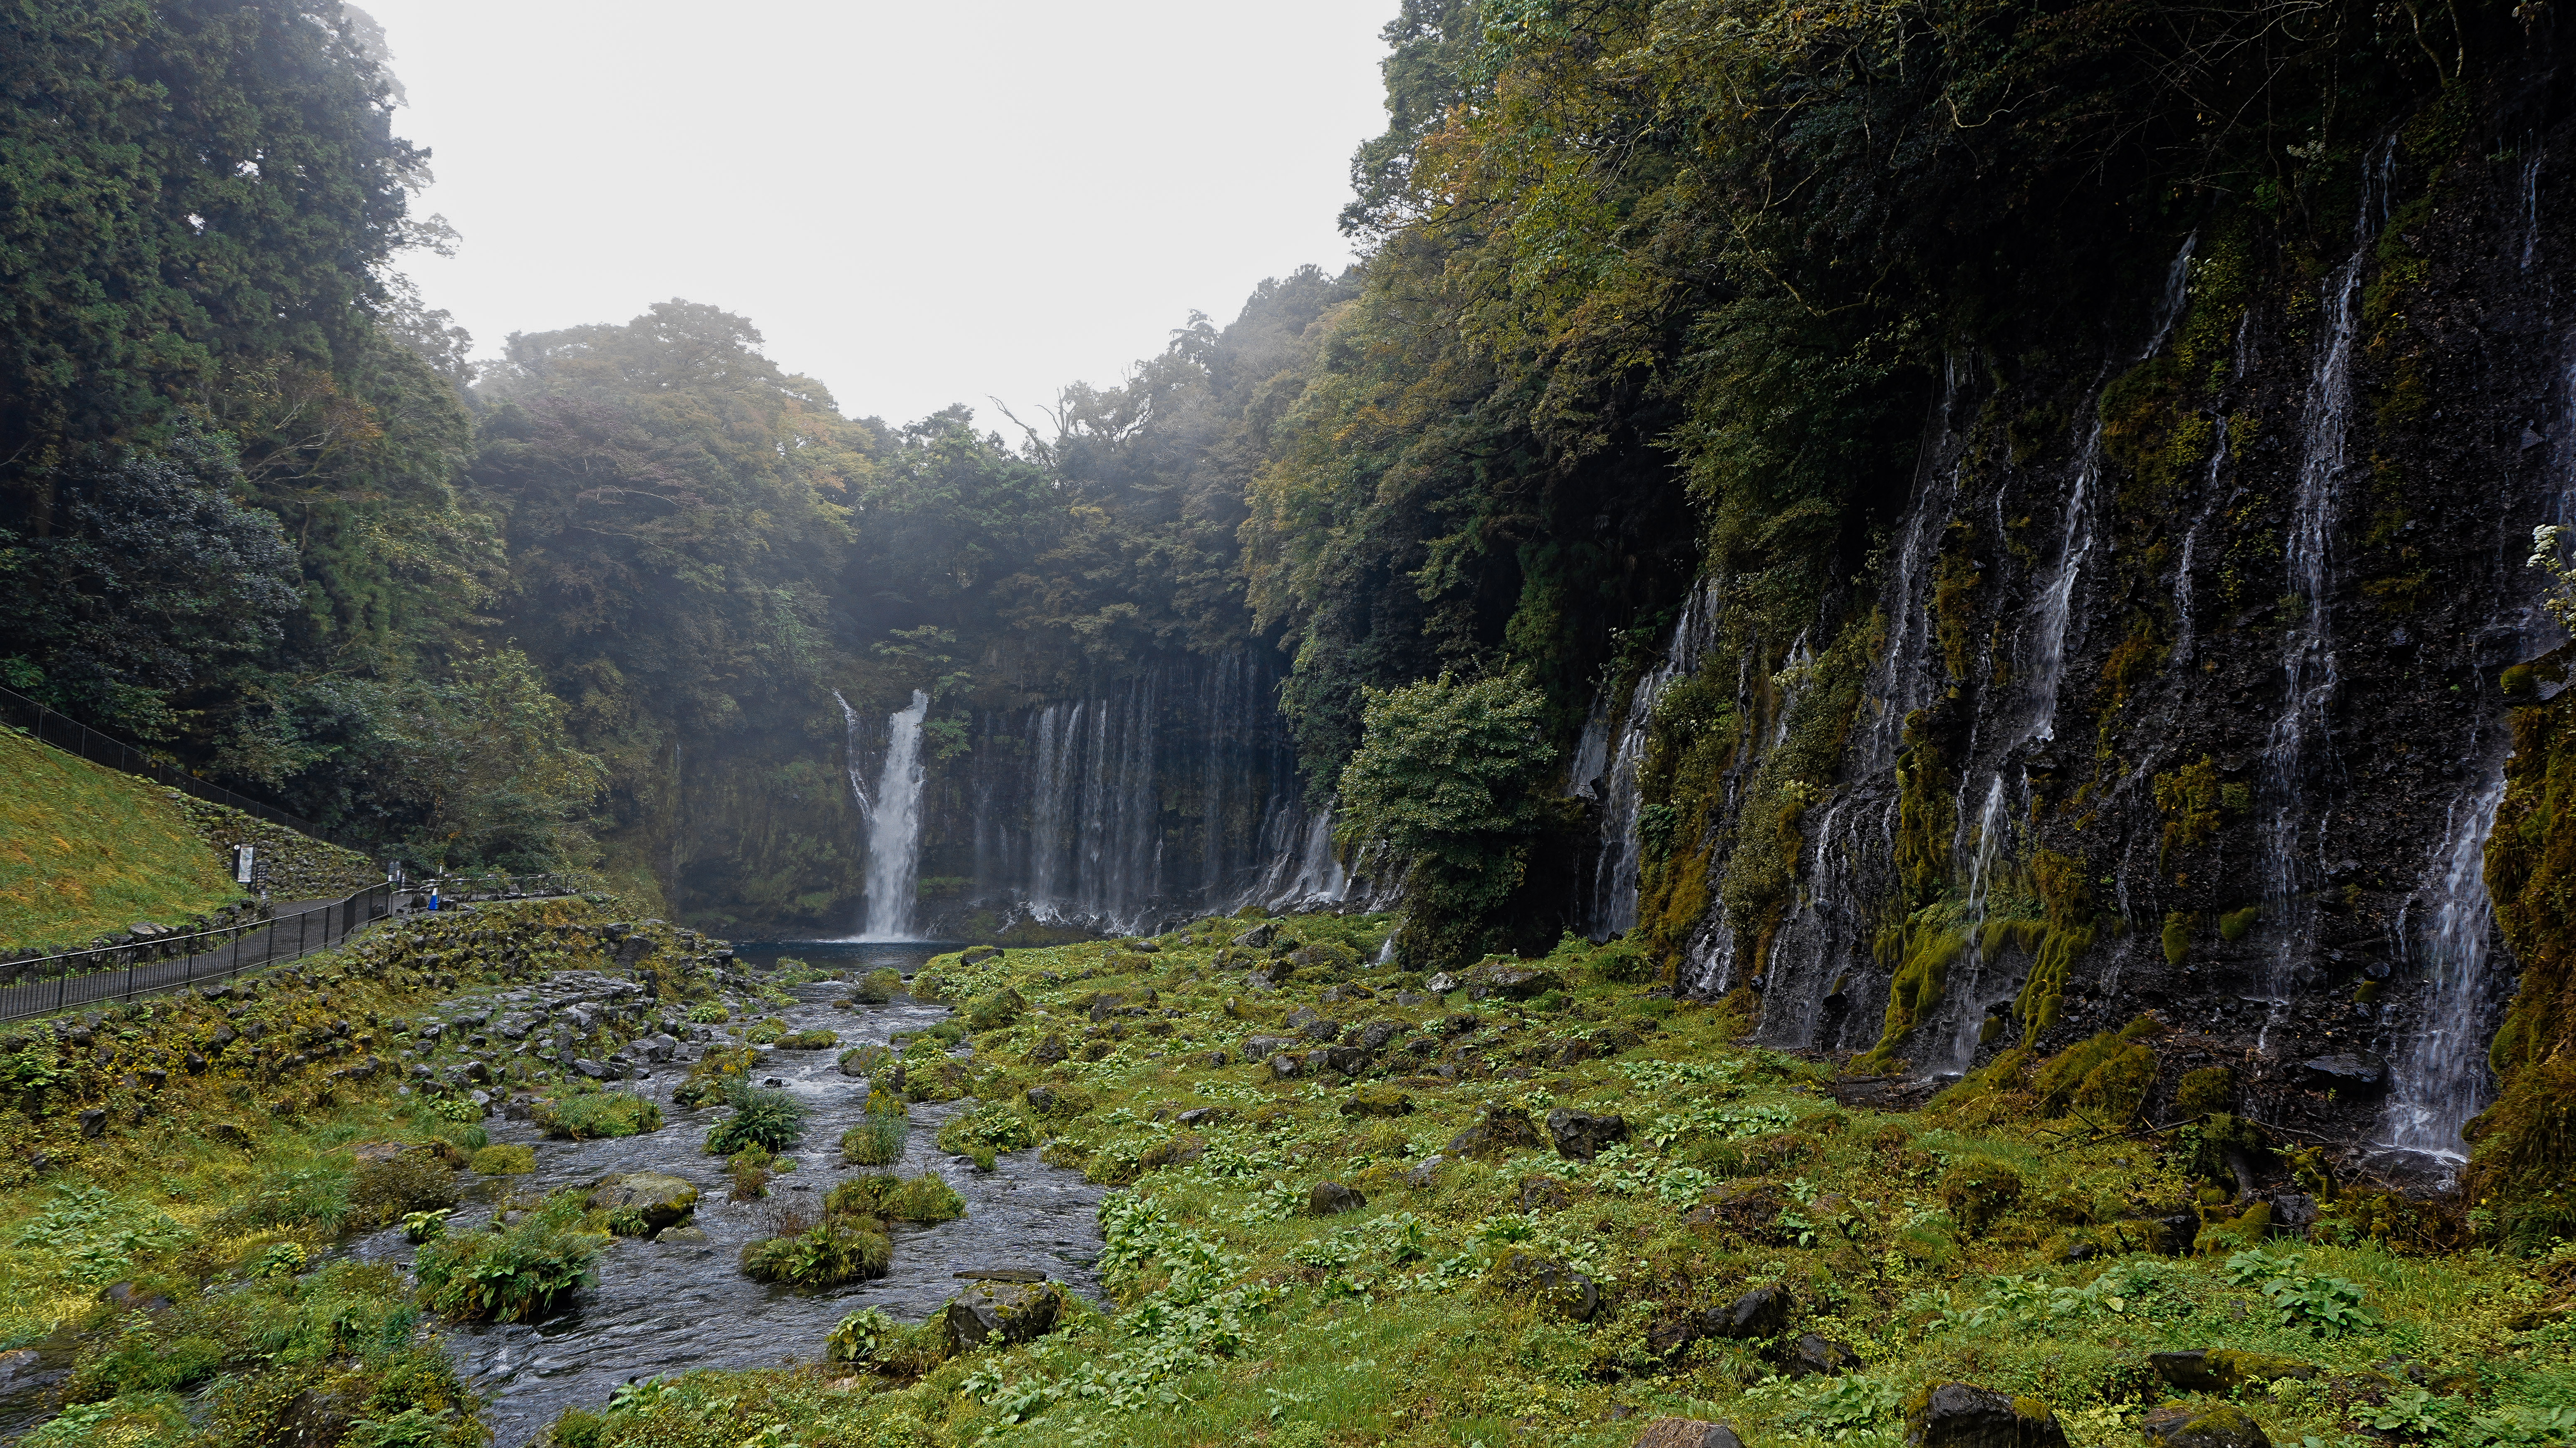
0, 683, 378, 854
0, 882, 396, 1022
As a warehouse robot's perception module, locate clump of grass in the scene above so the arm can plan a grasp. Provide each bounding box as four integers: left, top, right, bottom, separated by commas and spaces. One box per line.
935, 1103, 1039, 1160
853, 968, 904, 1004
704, 1081, 805, 1155
825, 1171, 964, 1223
841, 1099, 910, 1166
737, 1214, 890, 1287
535, 1091, 664, 1139
727, 1145, 774, 1200
772, 1028, 838, 1050
415, 1193, 604, 1321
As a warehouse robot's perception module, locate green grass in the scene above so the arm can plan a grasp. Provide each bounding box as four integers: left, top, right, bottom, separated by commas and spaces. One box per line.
0, 729, 247, 953
524, 915, 2576, 1448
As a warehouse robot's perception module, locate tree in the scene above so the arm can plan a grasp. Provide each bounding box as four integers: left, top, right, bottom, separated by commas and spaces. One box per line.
1336, 672, 1558, 967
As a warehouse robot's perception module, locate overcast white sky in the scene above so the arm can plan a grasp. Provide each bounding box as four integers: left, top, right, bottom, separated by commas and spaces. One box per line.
359, 0, 1395, 430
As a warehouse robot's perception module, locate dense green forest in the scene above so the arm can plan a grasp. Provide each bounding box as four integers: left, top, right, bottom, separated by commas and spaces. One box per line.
3, 0, 2569, 1003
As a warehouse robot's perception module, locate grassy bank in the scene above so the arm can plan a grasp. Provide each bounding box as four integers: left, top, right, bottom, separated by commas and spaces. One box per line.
0, 730, 248, 955
0, 897, 727, 1447
532, 921, 2576, 1448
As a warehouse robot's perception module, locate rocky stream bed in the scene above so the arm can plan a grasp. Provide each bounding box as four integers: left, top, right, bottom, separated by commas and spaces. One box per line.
357, 940, 1108, 1448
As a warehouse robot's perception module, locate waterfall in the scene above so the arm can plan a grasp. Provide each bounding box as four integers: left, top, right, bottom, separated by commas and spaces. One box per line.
2380, 779, 2506, 1161
1577, 577, 1723, 937
1249, 800, 1349, 911
832, 691, 875, 826
857, 690, 930, 941
2256, 143, 2394, 1013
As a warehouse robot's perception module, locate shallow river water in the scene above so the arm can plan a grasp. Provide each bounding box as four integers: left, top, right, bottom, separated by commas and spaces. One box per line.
357, 941, 1109, 1448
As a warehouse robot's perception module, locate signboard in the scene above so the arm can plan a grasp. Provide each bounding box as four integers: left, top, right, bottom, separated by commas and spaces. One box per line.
233, 845, 256, 885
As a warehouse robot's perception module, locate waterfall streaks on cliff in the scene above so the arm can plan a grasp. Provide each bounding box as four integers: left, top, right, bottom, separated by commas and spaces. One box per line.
900, 650, 1367, 937
857, 691, 930, 941
1574, 577, 1724, 938
2256, 142, 2395, 1016
2382, 778, 2506, 1162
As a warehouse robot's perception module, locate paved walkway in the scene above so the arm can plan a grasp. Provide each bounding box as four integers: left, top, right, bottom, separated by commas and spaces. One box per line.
0, 892, 386, 1023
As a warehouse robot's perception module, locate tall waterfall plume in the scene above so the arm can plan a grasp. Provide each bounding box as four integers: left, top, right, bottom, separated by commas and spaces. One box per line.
859, 690, 931, 941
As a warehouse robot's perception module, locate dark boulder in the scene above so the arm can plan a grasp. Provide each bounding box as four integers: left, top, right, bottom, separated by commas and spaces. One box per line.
1546, 1107, 1630, 1162
2149, 1351, 2318, 1393
1904, 1383, 2068, 1448
2299, 1054, 2388, 1096
1519, 1175, 1573, 1214
2143, 1406, 2271, 1448
1446, 1103, 1544, 1159
1784, 1333, 1862, 1377
1702, 1284, 1792, 1339
1466, 963, 1564, 1000
1308, 1181, 1367, 1215
1494, 1251, 1600, 1321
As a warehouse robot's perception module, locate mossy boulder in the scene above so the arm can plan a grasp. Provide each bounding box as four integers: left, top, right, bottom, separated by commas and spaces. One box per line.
1445, 1103, 1543, 1159
2194, 1199, 2272, 1253
1902, 1383, 2066, 1448
2149, 1349, 2318, 1393
941, 1278, 1067, 1351
2143, 1404, 2271, 1448
1491, 1251, 1600, 1321
586, 1172, 699, 1234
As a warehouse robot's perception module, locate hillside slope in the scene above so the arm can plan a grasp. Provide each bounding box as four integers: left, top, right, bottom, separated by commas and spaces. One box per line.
0, 729, 248, 954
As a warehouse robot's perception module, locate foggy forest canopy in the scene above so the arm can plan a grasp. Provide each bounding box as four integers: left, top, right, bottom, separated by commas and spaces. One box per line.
0, 0, 2554, 968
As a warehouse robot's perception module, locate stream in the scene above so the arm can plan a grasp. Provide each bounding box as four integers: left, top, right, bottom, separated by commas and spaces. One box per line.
357, 940, 1108, 1448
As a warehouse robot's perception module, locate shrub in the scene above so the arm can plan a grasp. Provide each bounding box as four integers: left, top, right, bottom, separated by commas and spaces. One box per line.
415, 1205, 604, 1322
837, 1044, 895, 1077
744, 1017, 788, 1045
727, 1145, 773, 1200
534, 1092, 664, 1140
1937, 1159, 2024, 1237
672, 1045, 758, 1107
1335, 673, 1561, 968
686, 1003, 729, 1024
471, 1144, 537, 1175
826, 1307, 899, 1362
704, 1082, 806, 1155
842, 1111, 909, 1166
853, 968, 904, 1004
963, 988, 1025, 1032
348, 1152, 460, 1230
737, 1216, 891, 1287
827, 1171, 965, 1223
772, 1029, 838, 1050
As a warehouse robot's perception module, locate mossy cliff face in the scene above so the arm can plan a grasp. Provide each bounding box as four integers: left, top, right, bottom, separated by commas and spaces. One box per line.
1590, 63, 2576, 1164
2470, 681, 2576, 1243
